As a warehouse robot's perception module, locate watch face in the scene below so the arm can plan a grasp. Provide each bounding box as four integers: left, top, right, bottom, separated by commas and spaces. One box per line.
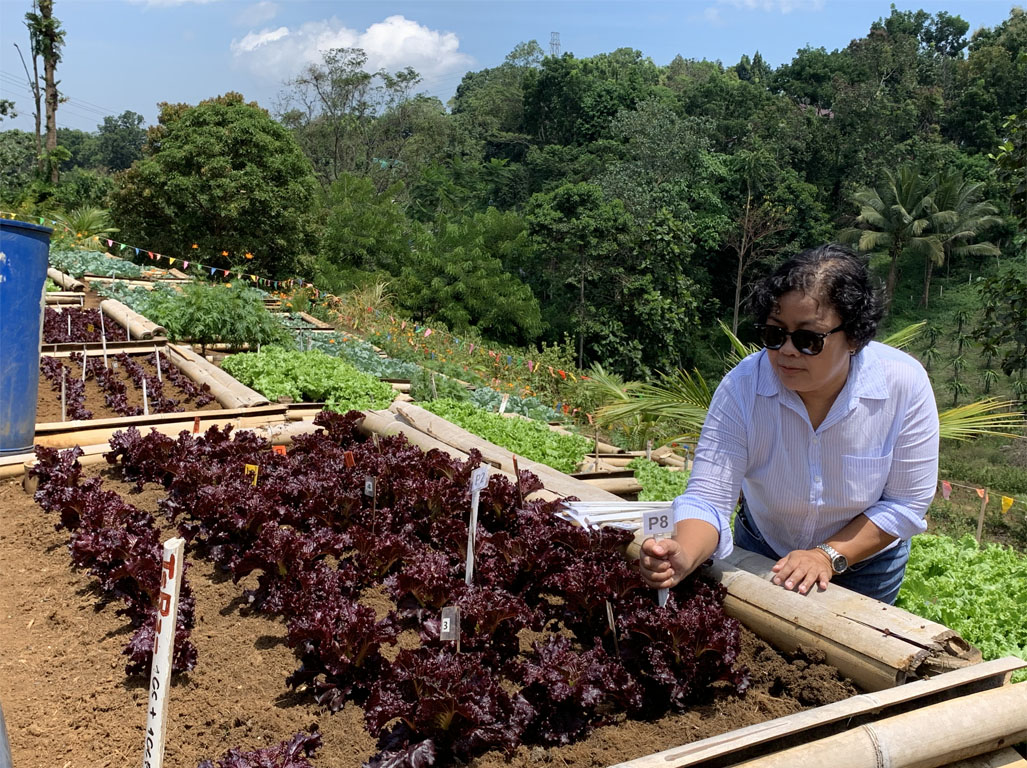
834, 555, 848, 573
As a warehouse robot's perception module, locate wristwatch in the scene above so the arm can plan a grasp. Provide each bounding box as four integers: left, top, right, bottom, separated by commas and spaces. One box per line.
815, 543, 849, 574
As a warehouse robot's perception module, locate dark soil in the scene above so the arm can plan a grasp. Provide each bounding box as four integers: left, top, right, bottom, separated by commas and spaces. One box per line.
35, 355, 226, 424
0, 465, 859, 768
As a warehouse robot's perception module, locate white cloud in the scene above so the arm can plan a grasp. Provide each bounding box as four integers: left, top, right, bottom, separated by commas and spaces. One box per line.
714, 0, 824, 12
235, 1, 279, 26
234, 26, 289, 54
230, 14, 474, 89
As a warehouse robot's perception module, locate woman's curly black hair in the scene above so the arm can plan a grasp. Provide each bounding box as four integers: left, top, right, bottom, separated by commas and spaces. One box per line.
746, 244, 885, 352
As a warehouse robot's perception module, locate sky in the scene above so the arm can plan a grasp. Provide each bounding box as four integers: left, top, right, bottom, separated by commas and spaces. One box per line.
0, 0, 1019, 134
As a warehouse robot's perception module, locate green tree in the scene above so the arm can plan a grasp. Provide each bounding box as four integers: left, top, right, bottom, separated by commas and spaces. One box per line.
320, 172, 410, 274
96, 111, 146, 171
525, 182, 630, 368
110, 92, 317, 277
523, 49, 662, 146
976, 264, 1027, 381
278, 47, 422, 188
395, 209, 543, 345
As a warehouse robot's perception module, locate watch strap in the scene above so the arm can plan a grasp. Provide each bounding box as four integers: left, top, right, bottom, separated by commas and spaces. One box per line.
816, 543, 848, 574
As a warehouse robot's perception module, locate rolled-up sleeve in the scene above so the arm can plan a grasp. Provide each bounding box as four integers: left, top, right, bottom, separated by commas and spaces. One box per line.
863, 374, 939, 540
672, 376, 749, 560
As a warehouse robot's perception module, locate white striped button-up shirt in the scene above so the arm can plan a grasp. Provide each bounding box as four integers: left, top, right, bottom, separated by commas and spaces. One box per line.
673, 341, 940, 560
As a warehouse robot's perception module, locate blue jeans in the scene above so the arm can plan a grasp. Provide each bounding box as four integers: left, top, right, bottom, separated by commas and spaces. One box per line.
733, 502, 910, 605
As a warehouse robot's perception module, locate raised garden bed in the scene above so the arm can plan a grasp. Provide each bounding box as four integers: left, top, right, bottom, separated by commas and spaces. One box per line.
1, 413, 1023, 768
36, 351, 221, 424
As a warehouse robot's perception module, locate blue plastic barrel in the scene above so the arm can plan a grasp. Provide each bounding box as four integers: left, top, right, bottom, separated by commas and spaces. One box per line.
0, 218, 53, 456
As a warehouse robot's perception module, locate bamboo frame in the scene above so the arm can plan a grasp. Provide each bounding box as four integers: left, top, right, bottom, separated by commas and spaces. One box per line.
166, 344, 269, 408
610, 658, 1025, 768
99, 298, 165, 339
33, 405, 289, 449
625, 534, 980, 692
391, 402, 622, 502
46, 267, 85, 292
726, 682, 1027, 768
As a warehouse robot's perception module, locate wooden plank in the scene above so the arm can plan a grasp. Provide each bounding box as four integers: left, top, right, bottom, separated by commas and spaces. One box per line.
166, 344, 269, 408
100, 298, 166, 339
34, 404, 288, 448
609, 658, 1025, 768
42, 341, 168, 357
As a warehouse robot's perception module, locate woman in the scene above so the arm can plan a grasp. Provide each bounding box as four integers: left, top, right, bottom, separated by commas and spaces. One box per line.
640, 244, 939, 604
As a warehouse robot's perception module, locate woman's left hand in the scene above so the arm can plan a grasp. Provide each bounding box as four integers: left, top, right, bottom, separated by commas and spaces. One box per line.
770, 549, 833, 595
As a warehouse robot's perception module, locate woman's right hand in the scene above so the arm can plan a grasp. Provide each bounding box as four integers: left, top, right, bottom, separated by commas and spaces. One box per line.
639, 537, 690, 589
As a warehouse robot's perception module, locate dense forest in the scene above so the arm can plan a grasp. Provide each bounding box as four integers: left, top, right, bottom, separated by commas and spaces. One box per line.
2, 4, 1025, 387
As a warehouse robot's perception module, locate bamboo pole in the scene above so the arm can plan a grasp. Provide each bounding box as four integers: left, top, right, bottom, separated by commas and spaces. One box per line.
610, 658, 1025, 768
46, 267, 85, 292
943, 749, 1027, 768
99, 298, 165, 339
727, 682, 1027, 768
391, 402, 622, 502
625, 535, 978, 691
166, 344, 269, 408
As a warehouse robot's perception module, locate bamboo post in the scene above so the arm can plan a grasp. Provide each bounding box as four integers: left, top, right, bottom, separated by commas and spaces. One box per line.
725, 683, 1027, 768
976, 487, 989, 544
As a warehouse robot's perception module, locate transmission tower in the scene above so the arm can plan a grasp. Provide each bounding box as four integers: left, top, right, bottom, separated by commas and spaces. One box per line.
550, 32, 561, 57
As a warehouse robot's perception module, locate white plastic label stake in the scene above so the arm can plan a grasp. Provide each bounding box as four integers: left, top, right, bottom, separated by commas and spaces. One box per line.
155, 348, 162, 382
469, 466, 489, 493
364, 476, 376, 497
60, 368, 67, 422
498, 394, 510, 414
440, 606, 460, 642
142, 378, 149, 416
141, 537, 185, 768
643, 512, 674, 608
464, 467, 489, 585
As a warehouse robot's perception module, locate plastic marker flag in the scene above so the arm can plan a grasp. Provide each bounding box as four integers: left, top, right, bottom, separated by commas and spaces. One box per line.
1002, 496, 1014, 514
210, 268, 216, 275
941, 481, 952, 500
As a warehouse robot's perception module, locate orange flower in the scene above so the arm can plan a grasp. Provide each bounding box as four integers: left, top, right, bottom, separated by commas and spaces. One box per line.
222, 250, 229, 257
191, 243, 199, 249
245, 252, 254, 260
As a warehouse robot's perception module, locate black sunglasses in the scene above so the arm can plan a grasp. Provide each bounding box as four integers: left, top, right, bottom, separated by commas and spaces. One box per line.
755, 323, 845, 356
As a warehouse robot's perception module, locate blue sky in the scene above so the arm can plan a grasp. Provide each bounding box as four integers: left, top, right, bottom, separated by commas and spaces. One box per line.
0, 0, 1019, 134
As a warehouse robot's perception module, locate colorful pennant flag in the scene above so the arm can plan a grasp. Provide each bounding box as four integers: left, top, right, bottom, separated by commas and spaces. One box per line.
941, 481, 952, 500
1001, 496, 1014, 514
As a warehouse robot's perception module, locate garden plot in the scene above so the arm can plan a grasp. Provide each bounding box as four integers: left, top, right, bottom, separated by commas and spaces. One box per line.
35, 350, 222, 425
1, 412, 1022, 768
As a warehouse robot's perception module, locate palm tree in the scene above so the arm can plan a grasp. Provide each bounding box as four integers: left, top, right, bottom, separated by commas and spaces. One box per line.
920, 173, 1001, 308
839, 165, 942, 306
